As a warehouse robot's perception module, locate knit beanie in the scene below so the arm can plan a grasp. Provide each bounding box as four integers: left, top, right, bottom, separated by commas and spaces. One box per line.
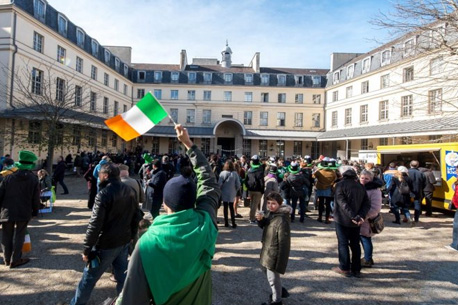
163, 175, 197, 212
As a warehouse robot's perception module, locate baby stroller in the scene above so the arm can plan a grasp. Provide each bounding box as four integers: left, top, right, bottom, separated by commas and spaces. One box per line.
39, 186, 55, 214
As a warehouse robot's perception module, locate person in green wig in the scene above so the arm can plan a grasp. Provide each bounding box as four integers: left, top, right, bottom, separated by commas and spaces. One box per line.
116, 124, 221, 305
0, 150, 40, 268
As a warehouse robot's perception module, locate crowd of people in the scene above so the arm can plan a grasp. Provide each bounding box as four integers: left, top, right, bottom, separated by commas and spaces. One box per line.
1, 136, 457, 305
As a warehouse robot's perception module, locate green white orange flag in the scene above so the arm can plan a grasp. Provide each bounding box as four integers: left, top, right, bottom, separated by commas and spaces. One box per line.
105, 92, 168, 141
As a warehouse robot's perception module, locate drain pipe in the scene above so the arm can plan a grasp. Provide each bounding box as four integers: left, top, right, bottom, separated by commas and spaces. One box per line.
9, 11, 17, 109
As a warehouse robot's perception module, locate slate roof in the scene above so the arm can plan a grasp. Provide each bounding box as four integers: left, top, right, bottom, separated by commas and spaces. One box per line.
318, 117, 458, 141
146, 126, 214, 137
245, 129, 322, 140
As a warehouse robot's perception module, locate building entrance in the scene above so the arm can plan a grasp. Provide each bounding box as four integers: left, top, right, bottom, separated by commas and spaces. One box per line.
217, 137, 235, 156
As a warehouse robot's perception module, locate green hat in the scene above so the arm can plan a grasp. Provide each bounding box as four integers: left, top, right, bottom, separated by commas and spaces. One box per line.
317, 158, 339, 170
288, 161, 300, 174
15, 150, 37, 170
142, 153, 152, 164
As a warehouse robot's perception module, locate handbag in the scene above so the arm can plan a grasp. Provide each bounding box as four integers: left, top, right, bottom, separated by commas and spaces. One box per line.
368, 213, 384, 234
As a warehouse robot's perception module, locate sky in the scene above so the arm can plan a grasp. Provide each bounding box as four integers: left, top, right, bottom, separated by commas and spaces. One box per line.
50, 0, 397, 69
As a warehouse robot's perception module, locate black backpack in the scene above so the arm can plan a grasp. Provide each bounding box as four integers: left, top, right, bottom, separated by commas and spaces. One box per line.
398, 180, 410, 195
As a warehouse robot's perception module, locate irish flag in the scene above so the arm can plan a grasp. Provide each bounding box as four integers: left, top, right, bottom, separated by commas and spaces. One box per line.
105, 92, 168, 141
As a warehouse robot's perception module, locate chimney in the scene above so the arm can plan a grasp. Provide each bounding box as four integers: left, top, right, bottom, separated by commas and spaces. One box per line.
180, 49, 188, 71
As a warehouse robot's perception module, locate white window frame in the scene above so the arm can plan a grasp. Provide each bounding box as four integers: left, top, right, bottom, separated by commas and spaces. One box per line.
312, 76, 321, 87
154, 71, 162, 82
115, 58, 120, 71
361, 81, 369, 94
91, 65, 97, 80
90, 92, 97, 112
76, 28, 85, 48
380, 74, 390, 89
171, 71, 179, 82
277, 74, 286, 85
261, 92, 269, 103
430, 56, 443, 75
123, 64, 128, 77
33, 32, 43, 53
170, 90, 178, 100
332, 91, 338, 102
362, 57, 371, 74
381, 49, 391, 66
188, 72, 197, 83
277, 112, 286, 127
331, 111, 338, 127
34, 0, 46, 22
137, 89, 145, 99
91, 39, 99, 57
170, 108, 178, 123
114, 79, 119, 91
313, 94, 321, 104
224, 73, 233, 83
295, 93, 303, 104
153, 89, 162, 100
75, 85, 82, 106
137, 71, 146, 82
57, 14, 67, 37
245, 92, 253, 102
428, 88, 442, 114
346, 64, 354, 79
203, 90, 211, 101
401, 95, 413, 117
224, 91, 232, 101
104, 73, 109, 86
360, 104, 368, 123
123, 84, 128, 95
345, 108, 352, 126
278, 93, 286, 103
312, 113, 320, 127
245, 73, 253, 83
404, 38, 415, 56
333, 71, 340, 84
295, 75, 304, 85
346, 86, 353, 99
57, 45, 66, 64
104, 49, 111, 64
260, 112, 268, 126
187, 90, 196, 101
294, 113, 303, 127
261, 74, 270, 85
186, 109, 195, 124
202, 109, 211, 124
203, 72, 212, 83
244, 111, 253, 125
379, 100, 389, 120
32, 68, 43, 95
403, 66, 414, 82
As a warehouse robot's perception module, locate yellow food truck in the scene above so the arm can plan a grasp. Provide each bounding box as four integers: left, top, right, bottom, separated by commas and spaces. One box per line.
377, 142, 458, 210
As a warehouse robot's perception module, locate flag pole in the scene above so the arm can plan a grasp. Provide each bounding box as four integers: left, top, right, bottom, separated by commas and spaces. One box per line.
148, 91, 178, 126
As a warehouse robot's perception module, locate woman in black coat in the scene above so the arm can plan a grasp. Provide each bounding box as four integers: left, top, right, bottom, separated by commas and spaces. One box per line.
388, 166, 414, 225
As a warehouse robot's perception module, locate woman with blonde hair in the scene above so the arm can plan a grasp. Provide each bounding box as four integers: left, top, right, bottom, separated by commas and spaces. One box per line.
219, 160, 241, 228
388, 166, 414, 225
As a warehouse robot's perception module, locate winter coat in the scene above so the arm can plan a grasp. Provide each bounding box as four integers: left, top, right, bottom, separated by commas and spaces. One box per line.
408, 168, 426, 200
39, 175, 53, 192
388, 174, 414, 208
360, 179, 383, 237
258, 204, 292, 274
53, 160, 67, 180
219, 170, 241, 202
148, 168, 167, 200
419, 168, 437, 192
0, 169, 40, 221
286, 172, 308, 199
83, 177, 139, 255
246, 166, 265, 193
333, 170, 371, 227
314, 169, 337, 190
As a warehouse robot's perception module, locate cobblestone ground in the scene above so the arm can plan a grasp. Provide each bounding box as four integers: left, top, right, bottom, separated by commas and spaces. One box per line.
1, 175, 458, 305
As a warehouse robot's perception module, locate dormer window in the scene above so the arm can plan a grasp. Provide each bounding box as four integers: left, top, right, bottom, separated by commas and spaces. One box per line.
362, 57, 371, 74
346, 64, 354, 79
203, 72, 212, 83
123, 64, 128, 77
76, 28, 85, 48
58, 14, 67, 37
404, 38, 415, 56
91, 39, 99, 57
154, 71, 162, 82
138, 71, 146, 82
34, 0, 46, 22
245, 73, 253, 84
277, 74, 286, 86
333, 71, 340, 85
188, 72, 196, 83
261, 74, 270, 85
171, 72, 179, 83
312, 76, 321, 87
224, 73, 233, 83
295, 75, 303, 85
115, 58, 120, 71
104, 50, 111, 64
381, 49, 391, 66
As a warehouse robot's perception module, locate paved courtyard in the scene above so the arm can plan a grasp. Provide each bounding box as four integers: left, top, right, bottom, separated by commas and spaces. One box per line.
1, 176, 457, 305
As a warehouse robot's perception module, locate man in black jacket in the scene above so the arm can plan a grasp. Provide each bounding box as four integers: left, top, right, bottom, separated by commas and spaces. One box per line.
0, 150, 40, 268
69, 163, 139, 305
53, 156, 69, 195
408, 160, 426, 223
332, 169, 370, 277
246, 155, 265, 224
148, 160, 167, 218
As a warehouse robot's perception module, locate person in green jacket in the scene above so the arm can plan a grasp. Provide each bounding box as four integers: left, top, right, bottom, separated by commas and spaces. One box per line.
256, 192, 291, 305
116, 124, 221, 305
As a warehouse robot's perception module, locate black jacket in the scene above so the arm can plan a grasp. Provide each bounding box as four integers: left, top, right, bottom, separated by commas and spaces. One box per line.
408, 168, 426, 200
388, 174, 414, 208
246, 166, 265, 193
333, 170, 371, 227
83, 177, 139, 255
53, 160, 67, 180
0, 170, 40, 221
148, 168, 167, 200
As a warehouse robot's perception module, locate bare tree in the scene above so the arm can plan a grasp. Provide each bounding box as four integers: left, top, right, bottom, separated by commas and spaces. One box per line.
1, 60, 105, 173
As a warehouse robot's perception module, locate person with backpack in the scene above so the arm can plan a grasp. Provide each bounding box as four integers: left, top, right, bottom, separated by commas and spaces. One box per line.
286, 161, 308, 223
246, 155, 265, 224
389, 166, 414, 225
408, 160, 427, 224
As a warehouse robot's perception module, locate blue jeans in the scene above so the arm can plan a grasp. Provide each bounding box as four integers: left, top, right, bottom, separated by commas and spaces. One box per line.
70, 244, 129, 305
360, 235, 373, 261
451, 209, 458, 250
393, 203, 411, 222
335, 222, 361, 274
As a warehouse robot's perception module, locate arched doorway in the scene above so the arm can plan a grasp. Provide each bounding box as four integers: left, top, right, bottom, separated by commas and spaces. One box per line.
213, 119, 246, 156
